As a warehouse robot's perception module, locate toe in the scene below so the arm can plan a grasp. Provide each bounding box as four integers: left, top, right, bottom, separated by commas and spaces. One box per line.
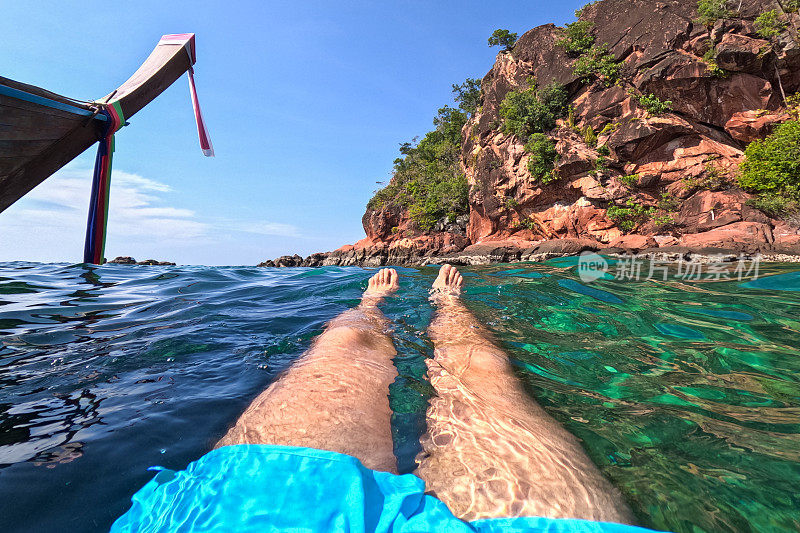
448, 267, 458, 286
430, 264, 463, 296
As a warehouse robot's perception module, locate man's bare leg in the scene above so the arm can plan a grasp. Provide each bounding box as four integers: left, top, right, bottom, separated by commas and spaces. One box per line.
414, 264, 635, 523
216, 268, 400, 473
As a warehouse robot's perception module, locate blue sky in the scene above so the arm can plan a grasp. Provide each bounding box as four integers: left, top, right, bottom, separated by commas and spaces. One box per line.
0, 0, 582, 265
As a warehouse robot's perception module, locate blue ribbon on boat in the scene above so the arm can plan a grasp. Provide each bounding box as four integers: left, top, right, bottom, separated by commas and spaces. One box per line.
0, 83, 107, 120
83, 108, 114, 264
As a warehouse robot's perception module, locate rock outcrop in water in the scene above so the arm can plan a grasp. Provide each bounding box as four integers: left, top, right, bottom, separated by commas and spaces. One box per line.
262, 0, 800, 267
107, 256, 176, 266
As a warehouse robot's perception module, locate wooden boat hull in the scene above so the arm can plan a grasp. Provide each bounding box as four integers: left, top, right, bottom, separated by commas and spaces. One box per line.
0, 34, 197, 213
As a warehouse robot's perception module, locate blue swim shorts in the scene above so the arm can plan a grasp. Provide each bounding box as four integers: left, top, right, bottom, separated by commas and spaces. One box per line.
111, 444, 663, 532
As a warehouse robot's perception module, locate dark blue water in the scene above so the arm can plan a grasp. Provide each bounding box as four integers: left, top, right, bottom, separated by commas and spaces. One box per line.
0, 261, 799, 532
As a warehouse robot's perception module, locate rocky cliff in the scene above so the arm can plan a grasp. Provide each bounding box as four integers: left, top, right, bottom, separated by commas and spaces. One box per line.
262, 0, 800, 267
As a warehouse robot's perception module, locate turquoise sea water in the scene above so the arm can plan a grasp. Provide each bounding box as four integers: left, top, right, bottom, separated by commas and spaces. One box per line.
0, 260, 798, 532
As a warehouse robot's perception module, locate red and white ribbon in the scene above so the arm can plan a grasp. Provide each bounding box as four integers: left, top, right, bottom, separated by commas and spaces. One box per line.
159, 33, 214, 157
188, 66, 214, 157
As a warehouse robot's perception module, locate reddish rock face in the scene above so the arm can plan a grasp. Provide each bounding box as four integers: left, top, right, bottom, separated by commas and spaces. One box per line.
573, 85, 631, 130
636, 58, 774, 127
352, 0, 800, 259
678, 221, 774, 252
468, 208, 495, 243
715, 33, 770, 73
608, 234, 658, 250
608, 116, 697, 162
630, 136, 742, 197
725, 110, 791, 143
362, 203, 405, 242
675, 190, 770, 232
773, 221, 800, 253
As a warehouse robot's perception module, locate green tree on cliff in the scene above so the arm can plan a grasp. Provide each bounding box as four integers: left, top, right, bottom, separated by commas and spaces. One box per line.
500, 82, 568, 140
452, 78, 482, 115
755, 9, 787, 38
572, 43, 622, 86
556, 20, 595, 56
696, 0, 730, 26
739, 119, 800, 215
432, 105, 468, 143
525, 133, 559, 183
488, 29, 518, 51
368, 104, 470, 230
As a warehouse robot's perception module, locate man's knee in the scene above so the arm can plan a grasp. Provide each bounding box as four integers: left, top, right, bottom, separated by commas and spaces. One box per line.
325, 325, 368, 345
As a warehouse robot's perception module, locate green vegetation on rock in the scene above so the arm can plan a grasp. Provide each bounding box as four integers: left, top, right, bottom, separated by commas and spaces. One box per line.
739, 120, 800, 216
525, 133, 559, 183
592, 154, 608, 175
658, 192, 680, 212
367, 81, 479, 230
684, 162, 730, 191
608, 192, 676, 231
451, 78, 482, 116
748, 193, 798, 217
488, 29, 518, 50
499, 82, 568, 139
514, 217, 540, 231
600, 122, 619, 134
607, 199, 656, 232
628, 89, 672, 115
652, 212, 676, 228
583, 125, 598, 147
556, 11, 621, 87
754, 9, 789, 103
755, 9, 786, 40
702, 47, 727, 77
499, 82, 566, 185
695, 0, 730, 26
572, 43, 622, 86
619, 173, 640, 187
556, 19, 595, 55
788, 93, 800, 120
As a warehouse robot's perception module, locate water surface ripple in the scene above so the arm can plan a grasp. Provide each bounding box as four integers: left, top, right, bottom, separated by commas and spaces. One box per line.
0, 261, 798, 532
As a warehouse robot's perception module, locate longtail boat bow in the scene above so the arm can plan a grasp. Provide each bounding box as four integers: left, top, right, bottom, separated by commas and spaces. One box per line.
0, 33, 213, 263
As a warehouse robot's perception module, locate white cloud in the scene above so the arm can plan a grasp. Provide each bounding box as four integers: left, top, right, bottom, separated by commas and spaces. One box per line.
0, 161, 303, 263
230, 221, 301, 238
0, 163, 208, 241
115, 173, 172, 193
0, 163, 207, 261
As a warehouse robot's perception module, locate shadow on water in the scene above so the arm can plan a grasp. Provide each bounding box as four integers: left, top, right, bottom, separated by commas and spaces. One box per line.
0, 261, 798, 532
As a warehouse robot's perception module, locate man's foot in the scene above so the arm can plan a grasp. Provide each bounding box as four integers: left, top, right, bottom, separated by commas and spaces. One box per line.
431, 264, 464, 297
363, 268, 399, 301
